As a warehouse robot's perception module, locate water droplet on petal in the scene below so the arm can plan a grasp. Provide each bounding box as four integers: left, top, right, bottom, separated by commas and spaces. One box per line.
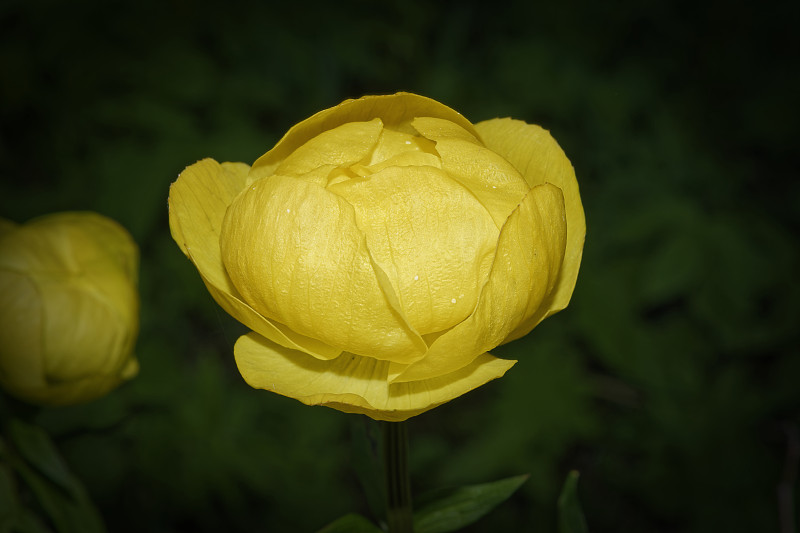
451, 298, 457, 304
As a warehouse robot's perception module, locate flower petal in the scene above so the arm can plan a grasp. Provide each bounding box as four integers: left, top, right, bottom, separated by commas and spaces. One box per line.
220, 174, 426, 363
328, 165, 498, 335
366, 127, 439, 169
0, 270, 44, 391
411, 116, 479, 143
250, 93, 480, 179
272, 119, 383, 178
234, 332, 516, 422
412, 117, 530, 228
392, 183, 567, 383
168, 159, 341, 360
475, 118, 585, 339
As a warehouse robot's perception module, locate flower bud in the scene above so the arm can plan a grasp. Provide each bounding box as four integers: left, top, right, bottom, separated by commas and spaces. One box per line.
169, 93, 584, 421
0, 212, 139, 405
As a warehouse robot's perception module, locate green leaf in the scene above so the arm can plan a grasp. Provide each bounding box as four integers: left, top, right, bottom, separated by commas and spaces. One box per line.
413, 474, 528, 533
6, 420, 78, 497
315, 513, 383, 533
558, 471, 588, 533
3, 419, 106, 533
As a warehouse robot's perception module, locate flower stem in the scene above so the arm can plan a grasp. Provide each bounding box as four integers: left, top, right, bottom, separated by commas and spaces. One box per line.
382, 421, 413, 533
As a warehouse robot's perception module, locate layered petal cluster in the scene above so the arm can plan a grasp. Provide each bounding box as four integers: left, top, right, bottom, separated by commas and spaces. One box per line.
169, 93, 584, 421
0, 212, 140, 405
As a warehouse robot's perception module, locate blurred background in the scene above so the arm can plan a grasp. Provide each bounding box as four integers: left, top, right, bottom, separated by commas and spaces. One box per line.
1, 0, 798, 531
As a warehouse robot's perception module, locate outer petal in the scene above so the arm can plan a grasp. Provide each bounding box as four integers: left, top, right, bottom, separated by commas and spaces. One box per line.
392, 183, 567, 383
234, 332, 516, 422
220, 175, 426, 363
0, 212, 137, 283
412, 117, 530, 228
274, 119, 383, 178
249, 93, 480, 181
328, 165, 498, 335
167, 159, 341, 360
0, 271, 44, 392
475, 118, 585, 340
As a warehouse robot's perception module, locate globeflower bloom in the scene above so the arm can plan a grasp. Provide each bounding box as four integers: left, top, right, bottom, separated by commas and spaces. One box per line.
169, 93, 584, 421
0, 212, 140, 405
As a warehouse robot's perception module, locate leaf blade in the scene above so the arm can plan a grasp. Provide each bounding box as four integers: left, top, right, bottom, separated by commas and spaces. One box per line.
414, 474, 529, 533
558, 471, 588, 533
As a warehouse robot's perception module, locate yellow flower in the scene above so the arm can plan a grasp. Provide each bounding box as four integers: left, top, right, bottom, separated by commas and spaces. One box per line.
0, 212, 140, 405
169, 93, 584, 421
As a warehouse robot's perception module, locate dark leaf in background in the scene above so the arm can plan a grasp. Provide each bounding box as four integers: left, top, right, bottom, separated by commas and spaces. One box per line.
316, 513, 383, 533
413, 474, 528, 533
558, 471, 588, 533
1, 419, 104, 533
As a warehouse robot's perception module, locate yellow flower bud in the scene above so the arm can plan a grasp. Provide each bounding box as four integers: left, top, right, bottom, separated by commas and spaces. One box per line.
0, 212, 140, 405
169, 93, 584, 421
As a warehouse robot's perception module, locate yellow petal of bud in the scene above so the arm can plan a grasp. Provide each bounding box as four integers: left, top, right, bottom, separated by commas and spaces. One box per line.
0, 212, 140, 405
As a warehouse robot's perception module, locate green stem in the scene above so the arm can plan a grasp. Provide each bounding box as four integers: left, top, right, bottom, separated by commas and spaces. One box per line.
382, 421, 413, 533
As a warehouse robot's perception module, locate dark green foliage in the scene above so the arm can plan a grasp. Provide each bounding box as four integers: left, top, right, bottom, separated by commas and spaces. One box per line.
413, 474, 529, 533
316, 513, 382, 533
0, 418, 105, 533
558, 472, 588, 533
1, 0, 797, 531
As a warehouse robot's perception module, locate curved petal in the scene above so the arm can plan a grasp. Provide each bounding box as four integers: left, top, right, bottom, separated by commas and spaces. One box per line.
412, 118, 530, 228
328, 165, 498, 335
0, 212, 138, 282
0, 270, 44, 391
273, 119, 383, 178
58, 212, 139, 283
475, 118, 585, 337
34, 272, 137, 381
220, 174, 426, 363
410, 116, 480, 143
366, 128, 439, 170
167, 159, 341, 360
250, 93, 480, 181
234, 332, 516, 422
392, 183, 567, 383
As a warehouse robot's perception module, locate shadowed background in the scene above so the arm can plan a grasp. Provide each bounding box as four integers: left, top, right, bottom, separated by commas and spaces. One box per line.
1, 0, 798, 531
